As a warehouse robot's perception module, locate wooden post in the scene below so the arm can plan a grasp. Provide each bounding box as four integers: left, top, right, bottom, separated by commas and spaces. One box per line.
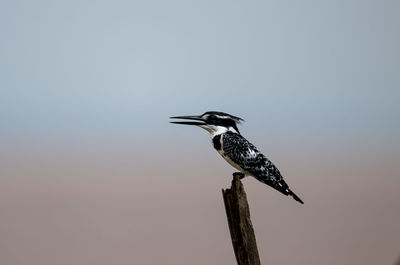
222, 175, 261, 265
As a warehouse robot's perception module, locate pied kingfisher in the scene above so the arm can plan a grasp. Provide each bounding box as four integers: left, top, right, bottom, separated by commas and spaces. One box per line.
170, 111, 304, 204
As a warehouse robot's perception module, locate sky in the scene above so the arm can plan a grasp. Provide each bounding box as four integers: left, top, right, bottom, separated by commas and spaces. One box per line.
1, 0, 399, 265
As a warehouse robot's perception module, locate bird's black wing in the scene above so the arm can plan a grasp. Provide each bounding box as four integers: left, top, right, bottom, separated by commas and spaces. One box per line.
222, 131, 282, 182
222, 131, 304, 204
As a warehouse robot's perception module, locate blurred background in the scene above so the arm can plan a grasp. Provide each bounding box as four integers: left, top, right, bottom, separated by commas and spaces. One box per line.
1, 0, 399, 264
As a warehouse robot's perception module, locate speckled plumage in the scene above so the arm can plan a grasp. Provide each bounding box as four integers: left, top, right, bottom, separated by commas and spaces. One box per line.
216, 131, 303, 204
220, 131, 282, 181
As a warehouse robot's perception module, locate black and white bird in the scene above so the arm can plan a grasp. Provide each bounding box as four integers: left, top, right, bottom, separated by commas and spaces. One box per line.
170, 111, 304, 204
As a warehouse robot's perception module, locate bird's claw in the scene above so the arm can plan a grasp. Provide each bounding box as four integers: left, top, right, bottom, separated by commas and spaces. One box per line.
232, 172, 246, 180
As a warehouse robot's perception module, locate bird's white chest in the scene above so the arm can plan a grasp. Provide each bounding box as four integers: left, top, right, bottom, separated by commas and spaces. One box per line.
216, 144, 247, 174
213, 134, 254, 176
220, 151, 242, 170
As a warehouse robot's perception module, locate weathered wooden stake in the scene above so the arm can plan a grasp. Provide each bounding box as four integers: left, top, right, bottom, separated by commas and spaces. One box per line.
222, 175, 261, 265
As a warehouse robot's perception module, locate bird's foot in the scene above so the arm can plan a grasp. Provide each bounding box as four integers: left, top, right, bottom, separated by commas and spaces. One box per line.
232, 172, 246, 180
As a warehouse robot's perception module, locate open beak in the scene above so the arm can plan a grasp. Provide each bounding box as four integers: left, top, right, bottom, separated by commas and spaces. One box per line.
169, 115, 206, 126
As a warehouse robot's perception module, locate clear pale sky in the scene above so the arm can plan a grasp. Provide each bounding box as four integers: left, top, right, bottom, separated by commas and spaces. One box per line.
1, 1, 399, 265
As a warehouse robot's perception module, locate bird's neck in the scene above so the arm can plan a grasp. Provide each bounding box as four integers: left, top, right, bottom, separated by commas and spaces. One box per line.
208, 125, 239, 138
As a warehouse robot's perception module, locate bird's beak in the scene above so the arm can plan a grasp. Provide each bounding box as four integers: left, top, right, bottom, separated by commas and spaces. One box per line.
169, 115, 206, 126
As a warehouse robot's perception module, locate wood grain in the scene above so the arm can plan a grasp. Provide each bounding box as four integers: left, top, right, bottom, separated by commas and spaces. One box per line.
222, 175, 261, 265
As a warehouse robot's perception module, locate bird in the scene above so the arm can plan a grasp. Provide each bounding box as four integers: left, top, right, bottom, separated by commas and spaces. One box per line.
170, 111, 304, 204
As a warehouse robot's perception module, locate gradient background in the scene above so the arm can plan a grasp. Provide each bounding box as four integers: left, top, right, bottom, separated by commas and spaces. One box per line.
1, 0, 399, 264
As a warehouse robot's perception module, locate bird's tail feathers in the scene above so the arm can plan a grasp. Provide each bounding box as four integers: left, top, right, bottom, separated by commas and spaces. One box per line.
260, 178, 304, 204
275, 181, 304, 204
287, 189, 304, 204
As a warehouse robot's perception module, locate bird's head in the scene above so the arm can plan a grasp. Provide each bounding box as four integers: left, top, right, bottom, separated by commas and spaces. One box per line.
170, 111, 243, 136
